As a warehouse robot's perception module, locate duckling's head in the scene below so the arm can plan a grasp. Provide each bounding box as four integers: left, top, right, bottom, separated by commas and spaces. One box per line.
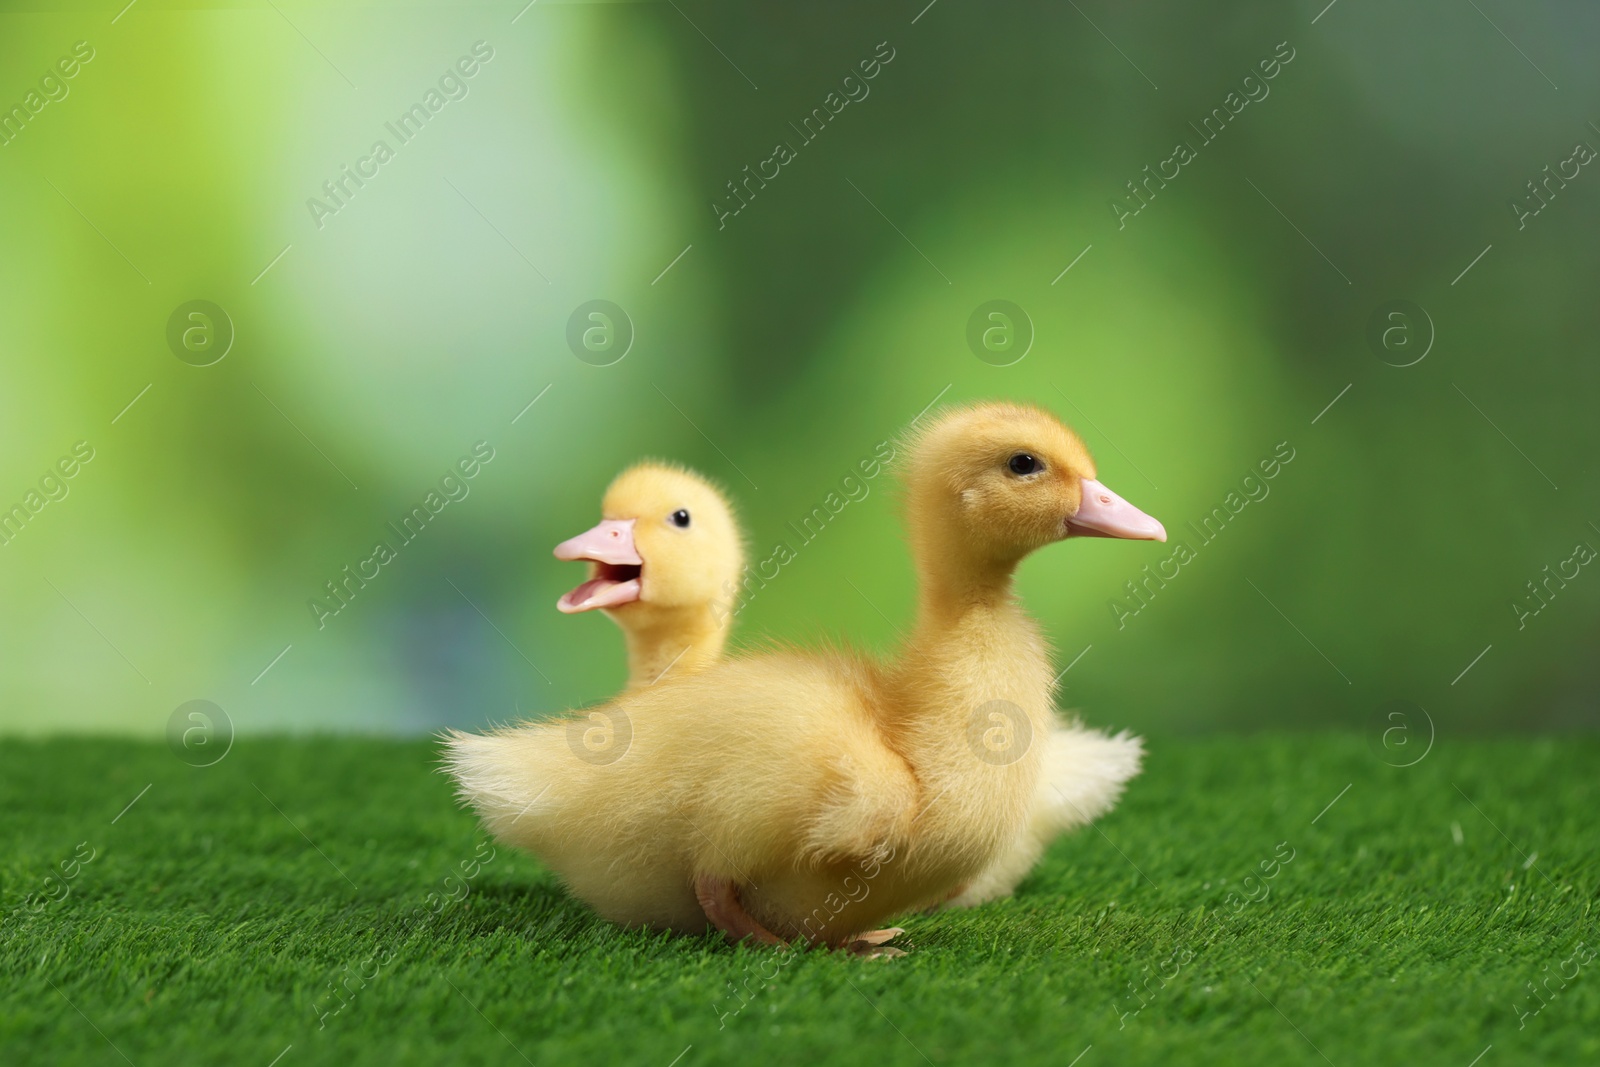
554, 462, 745, 620
906, 402, 1165, 572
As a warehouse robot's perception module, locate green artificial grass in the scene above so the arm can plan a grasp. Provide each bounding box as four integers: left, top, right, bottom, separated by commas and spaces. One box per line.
2, 733, 1595, 1066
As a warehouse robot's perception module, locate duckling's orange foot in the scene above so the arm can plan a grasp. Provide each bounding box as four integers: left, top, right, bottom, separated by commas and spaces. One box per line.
846, 927, 908, 958
695, 875, 787, 949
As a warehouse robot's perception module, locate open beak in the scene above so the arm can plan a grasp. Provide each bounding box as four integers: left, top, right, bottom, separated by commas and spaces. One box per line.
1066, 478, 1167, 542
553, 519, 644, 613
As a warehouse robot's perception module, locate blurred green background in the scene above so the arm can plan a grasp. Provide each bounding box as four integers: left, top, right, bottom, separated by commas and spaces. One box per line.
1, 0, 1595, 740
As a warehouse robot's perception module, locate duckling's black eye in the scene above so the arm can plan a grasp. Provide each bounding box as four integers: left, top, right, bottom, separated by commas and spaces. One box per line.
1007, 453, 1041, 476
670, 509, 691, 528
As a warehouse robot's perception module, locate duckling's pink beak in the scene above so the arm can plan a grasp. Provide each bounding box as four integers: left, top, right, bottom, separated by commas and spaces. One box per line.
1066, 478, 1167, 542
554, 519, 644, 613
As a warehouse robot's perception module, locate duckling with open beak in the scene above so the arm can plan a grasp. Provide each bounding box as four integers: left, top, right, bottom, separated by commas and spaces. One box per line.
553, 462, 746, 688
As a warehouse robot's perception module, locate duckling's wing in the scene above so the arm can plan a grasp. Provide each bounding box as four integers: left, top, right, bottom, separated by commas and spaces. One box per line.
795, 735, 919, 867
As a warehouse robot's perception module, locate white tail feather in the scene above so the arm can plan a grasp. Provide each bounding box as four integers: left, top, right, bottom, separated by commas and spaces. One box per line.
440, 727, 564, 843
946, 724, 1143, 908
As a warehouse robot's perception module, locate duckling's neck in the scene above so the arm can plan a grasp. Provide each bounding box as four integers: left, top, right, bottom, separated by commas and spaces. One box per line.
888, 562, 1053, 880
898, 551, 1055, 725
617, 605, 729, 690
913, 559, 1020, 632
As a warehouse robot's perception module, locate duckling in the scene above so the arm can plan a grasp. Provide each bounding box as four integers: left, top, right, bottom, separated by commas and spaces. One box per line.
569, 467, 1143, 910
444, 402, 1165, 950
554, 462, 745, 688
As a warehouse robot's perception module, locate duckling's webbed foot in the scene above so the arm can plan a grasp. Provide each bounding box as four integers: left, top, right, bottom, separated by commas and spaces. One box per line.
695, 875, 787, 948
846, 928, 908, 959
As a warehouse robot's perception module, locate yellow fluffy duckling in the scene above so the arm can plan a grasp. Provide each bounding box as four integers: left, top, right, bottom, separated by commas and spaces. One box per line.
553, 462, 745, 689
445, 402, 1165, 951
564, 468, 1142, 908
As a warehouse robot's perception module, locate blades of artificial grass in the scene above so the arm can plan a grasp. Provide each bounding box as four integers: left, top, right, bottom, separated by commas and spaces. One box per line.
1, 735, 1595, 1066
